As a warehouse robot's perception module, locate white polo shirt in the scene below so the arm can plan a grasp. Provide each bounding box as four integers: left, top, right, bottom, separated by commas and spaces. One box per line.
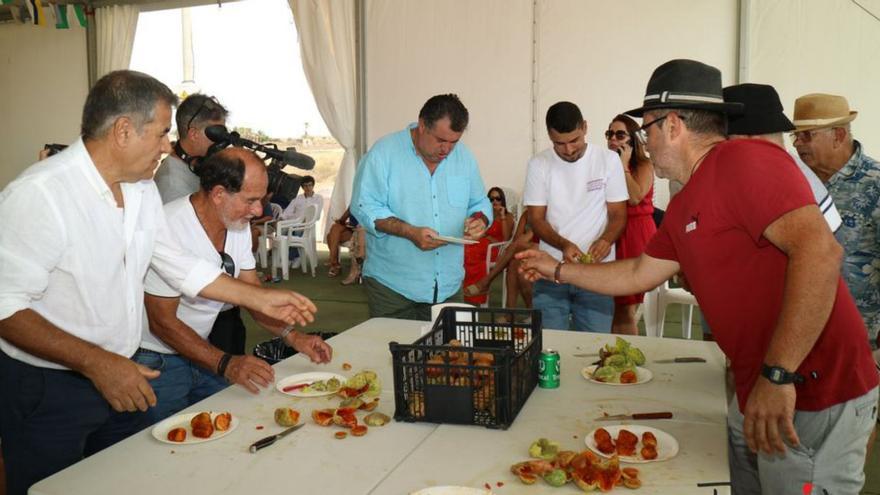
0, 139, 223, 369
140, 196, 256, 354
523, 144, 629, 262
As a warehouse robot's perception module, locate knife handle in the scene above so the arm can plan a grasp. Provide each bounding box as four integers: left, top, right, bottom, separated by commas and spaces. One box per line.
632, 412, 673, 420
249, 435, 278, 453
674, 357, 706, 363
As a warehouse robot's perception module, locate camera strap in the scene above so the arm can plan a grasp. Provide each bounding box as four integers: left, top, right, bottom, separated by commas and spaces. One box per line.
173, 140, 200, 173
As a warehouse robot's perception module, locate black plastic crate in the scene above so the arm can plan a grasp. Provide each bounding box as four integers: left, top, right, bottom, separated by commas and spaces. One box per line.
389, 307, 542, 429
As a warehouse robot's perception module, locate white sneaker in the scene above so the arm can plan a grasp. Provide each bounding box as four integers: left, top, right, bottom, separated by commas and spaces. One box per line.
289, 258, 302, 269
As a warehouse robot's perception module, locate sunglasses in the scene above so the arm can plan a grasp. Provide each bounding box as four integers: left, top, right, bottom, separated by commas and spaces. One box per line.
489, 196, 503, 202
186, 96, 221, 132
219, 251, 235, 276
604, 130, 629, 141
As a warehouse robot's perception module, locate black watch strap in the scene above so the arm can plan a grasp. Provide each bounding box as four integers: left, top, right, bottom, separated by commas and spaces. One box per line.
761, 364, 805, 385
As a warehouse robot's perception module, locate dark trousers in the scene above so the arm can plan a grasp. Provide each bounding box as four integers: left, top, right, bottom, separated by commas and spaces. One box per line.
363, 277, 462, 321
0, 350, 139, 495
208, 306, 247, 355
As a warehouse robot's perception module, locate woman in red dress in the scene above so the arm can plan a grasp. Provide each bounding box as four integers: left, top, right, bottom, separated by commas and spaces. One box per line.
606, 114, 656, 335
463, 187, 514, 305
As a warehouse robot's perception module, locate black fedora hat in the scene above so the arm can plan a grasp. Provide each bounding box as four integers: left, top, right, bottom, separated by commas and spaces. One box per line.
626, 59, 743, 117
723, 83, 794, 135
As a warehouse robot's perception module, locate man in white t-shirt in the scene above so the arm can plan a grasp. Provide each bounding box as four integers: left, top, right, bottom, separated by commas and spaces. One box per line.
135, 148, 333, 425
523, 101, 628, 332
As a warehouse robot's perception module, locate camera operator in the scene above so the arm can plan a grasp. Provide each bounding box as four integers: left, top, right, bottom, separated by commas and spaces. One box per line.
154, 94, 229, 203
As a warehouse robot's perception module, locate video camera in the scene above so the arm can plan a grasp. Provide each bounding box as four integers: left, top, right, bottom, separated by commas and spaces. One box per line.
204, 125, 315, 207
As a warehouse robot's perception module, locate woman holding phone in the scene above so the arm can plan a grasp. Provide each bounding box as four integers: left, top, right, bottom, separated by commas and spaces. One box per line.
605, 114, 656, 335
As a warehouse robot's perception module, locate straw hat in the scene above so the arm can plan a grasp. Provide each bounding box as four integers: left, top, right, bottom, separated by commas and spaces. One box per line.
792, 93, 857, 132
626, 59, 743, 117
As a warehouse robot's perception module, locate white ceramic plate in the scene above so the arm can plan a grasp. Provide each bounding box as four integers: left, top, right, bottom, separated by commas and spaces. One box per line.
433, 235, 478, 245
276, 371, 347, 397
585, 424, 679, 463
411, 487, 493, 495
581, 365, 653, 385
151, 411, 239, 445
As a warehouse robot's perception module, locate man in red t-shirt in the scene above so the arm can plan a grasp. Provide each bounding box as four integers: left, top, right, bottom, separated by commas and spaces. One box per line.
518, 60, 878, 495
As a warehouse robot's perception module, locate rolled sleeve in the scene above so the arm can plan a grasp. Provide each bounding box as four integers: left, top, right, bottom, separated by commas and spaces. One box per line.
351, 152, 393, 238
149, 207, 223, 299
0, 182, 66, 321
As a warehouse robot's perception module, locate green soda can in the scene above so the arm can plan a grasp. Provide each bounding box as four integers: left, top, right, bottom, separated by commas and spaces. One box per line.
538, 349, 560, 388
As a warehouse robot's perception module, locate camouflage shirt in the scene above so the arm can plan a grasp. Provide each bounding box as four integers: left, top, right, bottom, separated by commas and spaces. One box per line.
826, 141, 880, 346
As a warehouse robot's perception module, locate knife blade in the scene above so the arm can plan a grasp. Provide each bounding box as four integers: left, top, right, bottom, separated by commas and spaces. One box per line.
596, 411, 673, 421
249, 423, 305, 453
653, 357, 706, 364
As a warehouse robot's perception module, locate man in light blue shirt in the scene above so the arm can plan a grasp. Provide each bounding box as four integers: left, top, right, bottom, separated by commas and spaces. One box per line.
351, 94, 492, 320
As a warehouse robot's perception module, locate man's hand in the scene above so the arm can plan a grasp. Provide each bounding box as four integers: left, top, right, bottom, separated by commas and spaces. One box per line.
561, 241, 584, 264
256, 289, 317, 327
83, 350, 159, 412
289, 332, 333, 364
224, 355, 275, 394
463, 216, 488, 240
410, 227, 446, 250
516, 249, 559, 282
587, 239, 612, 262
742, 378, 799, 455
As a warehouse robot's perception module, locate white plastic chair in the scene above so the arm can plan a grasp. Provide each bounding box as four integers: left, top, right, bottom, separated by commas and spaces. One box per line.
270, 203, 321, 279
256, 203, 283, 269
641, 277, 699, 338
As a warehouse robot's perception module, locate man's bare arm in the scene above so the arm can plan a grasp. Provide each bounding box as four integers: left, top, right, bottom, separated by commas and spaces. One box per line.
742, 204, 842, 455
144, 294, 223, 372
0, 309, 158, 412
762, 204, 842, 372
528, 205, 574, 252
375, 216, 445, 251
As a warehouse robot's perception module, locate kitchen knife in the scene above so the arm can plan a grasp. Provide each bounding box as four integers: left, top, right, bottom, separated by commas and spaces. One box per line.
653, 357, 706, 364
249, 423, 305, 453
596, 412, 673, 421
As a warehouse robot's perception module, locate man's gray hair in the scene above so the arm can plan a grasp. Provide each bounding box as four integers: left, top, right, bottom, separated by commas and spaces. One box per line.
175, 94, 229, 133
81, 70, 178, 140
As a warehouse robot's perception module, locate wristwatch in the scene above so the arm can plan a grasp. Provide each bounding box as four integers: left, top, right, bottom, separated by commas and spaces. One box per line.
761, 364, 805, 385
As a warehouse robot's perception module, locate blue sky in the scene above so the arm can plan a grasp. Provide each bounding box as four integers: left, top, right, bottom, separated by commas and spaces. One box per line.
130, 0, 328, 140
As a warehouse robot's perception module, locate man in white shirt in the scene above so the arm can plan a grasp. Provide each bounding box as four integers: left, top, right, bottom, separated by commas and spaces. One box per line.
280, 175, 323, 223
154, 94, 228, 203
0, 71, 317, 495
523, 101, 628, 332
136, 147, 332, 426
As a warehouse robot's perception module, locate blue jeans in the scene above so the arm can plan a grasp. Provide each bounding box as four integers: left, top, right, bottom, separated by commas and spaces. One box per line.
0, 349, 140, 495
131, 349, 228, 429
532, 279, 613, 332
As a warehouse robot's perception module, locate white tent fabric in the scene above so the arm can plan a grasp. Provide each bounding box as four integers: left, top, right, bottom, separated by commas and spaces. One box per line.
364, 0, 737, 210
744, 0, 879, 156
289, 0, 358, 232
95, 5, 140, 78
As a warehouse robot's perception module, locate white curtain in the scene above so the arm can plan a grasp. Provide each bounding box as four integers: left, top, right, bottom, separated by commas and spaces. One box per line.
95, 5, 140, 78
289, 0, 358, 233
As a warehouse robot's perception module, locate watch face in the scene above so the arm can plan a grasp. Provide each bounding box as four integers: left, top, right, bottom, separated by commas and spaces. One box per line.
770, 369, 784, 382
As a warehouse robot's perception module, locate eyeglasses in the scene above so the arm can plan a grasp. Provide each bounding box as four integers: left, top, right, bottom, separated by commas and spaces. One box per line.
219, 251, 235, 276
604, 130, 629, 141
639, 115, 670, 133
789, 129, 829, 144
489, 196, 503, 202
185, 96, 221, 132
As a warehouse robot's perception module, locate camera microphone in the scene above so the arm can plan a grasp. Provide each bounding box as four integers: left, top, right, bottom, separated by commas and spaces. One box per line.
204, 125, 315, 170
